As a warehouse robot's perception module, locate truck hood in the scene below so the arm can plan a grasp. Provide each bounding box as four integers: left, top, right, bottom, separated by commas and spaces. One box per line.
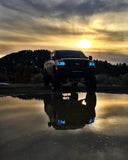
57, 58, 89, 61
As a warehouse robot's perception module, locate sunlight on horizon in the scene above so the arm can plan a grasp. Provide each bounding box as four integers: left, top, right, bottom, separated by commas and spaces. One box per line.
77, 39, 91, 49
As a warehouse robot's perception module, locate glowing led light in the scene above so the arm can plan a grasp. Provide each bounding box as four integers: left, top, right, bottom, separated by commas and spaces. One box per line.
62, 120, 66, 124
58, 120, 66, 124
89, 119, 93, 123
89, 118, 95, 124
57, 61, 65, 66
89, 62, 95, 66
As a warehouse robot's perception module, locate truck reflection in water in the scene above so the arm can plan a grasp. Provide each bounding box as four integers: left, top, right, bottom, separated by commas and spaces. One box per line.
44, 92, 96, 130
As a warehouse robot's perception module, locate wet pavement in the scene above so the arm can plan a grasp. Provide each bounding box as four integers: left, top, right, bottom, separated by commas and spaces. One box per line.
0, 93, 128, 160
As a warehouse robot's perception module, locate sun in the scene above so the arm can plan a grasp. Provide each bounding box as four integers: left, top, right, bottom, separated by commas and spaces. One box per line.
77, 39, 91, 48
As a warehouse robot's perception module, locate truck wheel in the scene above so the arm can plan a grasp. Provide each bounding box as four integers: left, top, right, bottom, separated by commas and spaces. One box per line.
51, 75, 60, 91
44, 71, 50, 86
85, 75, 96, 92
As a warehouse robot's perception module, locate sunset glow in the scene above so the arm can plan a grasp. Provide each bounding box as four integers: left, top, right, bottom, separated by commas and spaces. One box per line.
77, 39, 91, 49
0, 0, 128, 63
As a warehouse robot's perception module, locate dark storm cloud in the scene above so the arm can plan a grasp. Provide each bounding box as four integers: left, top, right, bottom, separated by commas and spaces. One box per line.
0, 0, 128, 37
0, 0, 128, 18
54, 0, 106, 17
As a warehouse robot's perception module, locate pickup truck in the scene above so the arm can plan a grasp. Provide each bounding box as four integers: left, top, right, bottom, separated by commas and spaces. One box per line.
43, 50, 96, 91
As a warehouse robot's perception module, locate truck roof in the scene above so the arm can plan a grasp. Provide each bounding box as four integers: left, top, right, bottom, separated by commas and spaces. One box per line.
53, 50, 84, 53
53, 50, 87, 58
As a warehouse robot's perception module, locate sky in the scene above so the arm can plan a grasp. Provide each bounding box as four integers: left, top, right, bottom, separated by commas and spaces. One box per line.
0, 0, 128, 63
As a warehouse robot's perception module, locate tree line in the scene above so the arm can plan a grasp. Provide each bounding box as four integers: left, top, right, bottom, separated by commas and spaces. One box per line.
0, 50, 50, 83
0, 49, 128, 83
94, 60, 128, 76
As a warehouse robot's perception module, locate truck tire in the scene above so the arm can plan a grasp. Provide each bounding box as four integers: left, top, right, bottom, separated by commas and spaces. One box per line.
51, 74, 60, 91
85, 75, 96, 92
44, 70, 50, 86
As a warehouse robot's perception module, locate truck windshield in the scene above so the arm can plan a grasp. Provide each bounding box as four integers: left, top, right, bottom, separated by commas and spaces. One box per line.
55, 51, 87, 59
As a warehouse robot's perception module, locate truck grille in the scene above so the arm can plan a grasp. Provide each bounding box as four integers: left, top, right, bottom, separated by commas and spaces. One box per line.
65, 60, 88, 67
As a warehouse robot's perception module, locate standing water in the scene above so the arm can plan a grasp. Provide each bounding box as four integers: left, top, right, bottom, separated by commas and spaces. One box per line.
0, 93, 128, 160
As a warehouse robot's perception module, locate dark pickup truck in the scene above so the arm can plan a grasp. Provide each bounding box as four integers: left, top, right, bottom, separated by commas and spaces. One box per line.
43, 50, 96, 91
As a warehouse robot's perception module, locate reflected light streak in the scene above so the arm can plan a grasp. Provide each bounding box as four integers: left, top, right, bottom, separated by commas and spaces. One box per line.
91, 93, 128, 136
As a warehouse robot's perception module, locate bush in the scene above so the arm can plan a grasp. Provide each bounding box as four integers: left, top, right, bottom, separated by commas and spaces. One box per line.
96, 74, 109, 84
120, 73, 128, 85
96, 74, 118, 85
0, 72, 9, 83
31, 73, 44, 83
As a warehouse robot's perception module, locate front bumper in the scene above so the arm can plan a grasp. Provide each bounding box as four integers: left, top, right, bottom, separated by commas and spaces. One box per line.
55, 67, 95, 83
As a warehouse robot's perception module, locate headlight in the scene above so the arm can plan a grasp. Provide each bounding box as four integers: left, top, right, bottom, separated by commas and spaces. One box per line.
57, 61, 65, 66
89, 118, 95, 123
58, 120, 66, 124
89, 62, 95, 66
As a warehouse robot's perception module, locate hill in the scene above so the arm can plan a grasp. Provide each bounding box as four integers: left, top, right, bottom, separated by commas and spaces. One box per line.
0, 50, 50, 83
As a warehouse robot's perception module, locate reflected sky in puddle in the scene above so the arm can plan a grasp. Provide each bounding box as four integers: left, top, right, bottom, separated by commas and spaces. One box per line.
0, 93, 128, 136
88, 93, 128, 136
0, 93, 128, 160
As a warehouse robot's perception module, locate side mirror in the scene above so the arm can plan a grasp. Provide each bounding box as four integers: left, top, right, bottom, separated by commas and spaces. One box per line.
89, 56, 92, 60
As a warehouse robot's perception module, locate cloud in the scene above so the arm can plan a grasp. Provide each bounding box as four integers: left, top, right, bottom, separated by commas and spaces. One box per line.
0, 34, 41, 43
1, 0, 127, 37
0, 0, 128, 60
94, 29, 128, 42
0, 0, 128, 18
